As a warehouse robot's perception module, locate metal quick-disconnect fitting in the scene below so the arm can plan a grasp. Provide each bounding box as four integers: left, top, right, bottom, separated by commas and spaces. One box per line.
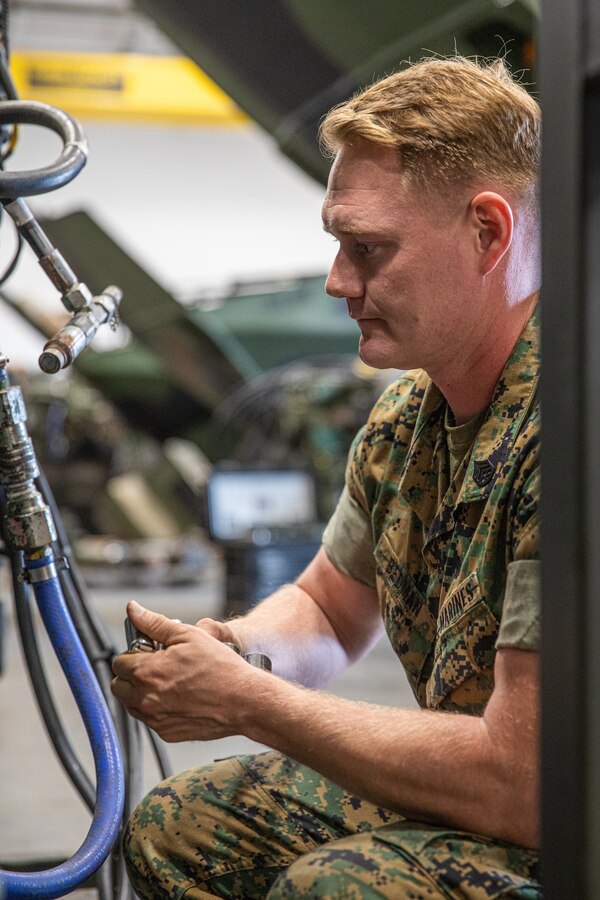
39, 285, 123, 374
0, 365, 56, 552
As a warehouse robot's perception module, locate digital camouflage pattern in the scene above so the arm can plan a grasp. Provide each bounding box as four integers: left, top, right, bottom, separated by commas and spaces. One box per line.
337, 304, 540, 714
125, 309, 541, 897
124, 751, 542, 898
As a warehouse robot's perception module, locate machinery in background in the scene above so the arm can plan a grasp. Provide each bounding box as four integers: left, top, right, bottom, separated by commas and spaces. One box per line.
0, 0, 540, 599
134, 0, 538, 187
206, 467, 323, 619
0, 2, 544, 897
4, 214, 389, 598
0, 6, 174, 894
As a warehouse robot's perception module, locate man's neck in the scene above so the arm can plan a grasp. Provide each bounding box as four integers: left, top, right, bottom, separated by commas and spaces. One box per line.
428, 293, 538, 425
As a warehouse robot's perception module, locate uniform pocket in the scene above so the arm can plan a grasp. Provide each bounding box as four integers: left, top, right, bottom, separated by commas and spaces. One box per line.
374, 821, 542, 899
427, 572, 499, 712
374, 533, 434, 704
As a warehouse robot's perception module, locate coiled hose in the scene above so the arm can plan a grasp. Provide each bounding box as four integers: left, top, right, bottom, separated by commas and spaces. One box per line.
0, 553, 125, 899
0, 100, 87, 197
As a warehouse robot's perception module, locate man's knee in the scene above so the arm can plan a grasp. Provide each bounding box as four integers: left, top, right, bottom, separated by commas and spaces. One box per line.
122, 753, 317, 900
266, 833, 443, 899
266, 825, 543, 899
123, 773, 195, 900
123, 758, 252, 899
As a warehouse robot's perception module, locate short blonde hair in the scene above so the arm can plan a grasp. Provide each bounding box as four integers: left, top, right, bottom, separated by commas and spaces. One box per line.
319, 56, 540, 198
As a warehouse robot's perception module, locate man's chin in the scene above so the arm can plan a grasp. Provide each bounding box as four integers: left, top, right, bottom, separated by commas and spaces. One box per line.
358, 336, 408, 371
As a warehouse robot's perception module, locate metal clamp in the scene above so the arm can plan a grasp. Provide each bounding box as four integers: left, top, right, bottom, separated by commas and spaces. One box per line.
224, 641, 272, 671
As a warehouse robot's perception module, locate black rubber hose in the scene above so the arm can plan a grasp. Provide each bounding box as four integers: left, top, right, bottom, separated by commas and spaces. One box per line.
96, 860, 114, 900
7, 544, 96, 811
37, 468, 116, 655
0, 0, 10, 61
37, 468, 168, 898
37, 466, 173, 786
146, 727, 173, 782
2, 541, 116, 899
0, 100, 87, 197
32, 477, 129, 900
114, 715, 142, 900
0, 46, 17, 101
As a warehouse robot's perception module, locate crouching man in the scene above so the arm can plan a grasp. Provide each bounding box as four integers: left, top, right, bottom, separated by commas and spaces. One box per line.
112, 55, 542, 899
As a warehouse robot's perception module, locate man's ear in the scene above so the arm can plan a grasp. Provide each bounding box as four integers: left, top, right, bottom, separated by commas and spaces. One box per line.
469, 191, 513, 276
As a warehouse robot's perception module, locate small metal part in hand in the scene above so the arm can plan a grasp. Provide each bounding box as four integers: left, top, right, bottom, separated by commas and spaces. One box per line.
130, 637, 156, 653
124, 617, 158, 653
224, 641, 272, 671
244, 652, 272, 671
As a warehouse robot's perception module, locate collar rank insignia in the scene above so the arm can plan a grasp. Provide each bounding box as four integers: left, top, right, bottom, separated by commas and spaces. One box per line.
473, 459, 495, 487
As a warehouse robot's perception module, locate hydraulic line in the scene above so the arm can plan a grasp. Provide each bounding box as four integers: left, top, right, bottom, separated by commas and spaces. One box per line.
0, 58, 137, 897
33, 471, 142, 899
147, 721, 173, 782
35, 464, 171, 898
37, 466, 119, 666
1, 554, 124, 899
0, 360, 125, 898
0, 69, 169, 897
4, 481, 135, 899
0, 100, 87, 196
37, 465, 172, 782
6, 540, 96, 812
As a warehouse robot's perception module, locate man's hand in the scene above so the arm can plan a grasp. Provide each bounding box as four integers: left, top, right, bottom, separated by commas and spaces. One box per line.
111, 600, 263, 742
193, 615, 245, 653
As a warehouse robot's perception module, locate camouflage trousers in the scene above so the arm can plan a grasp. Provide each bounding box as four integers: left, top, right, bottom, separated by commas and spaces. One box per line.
124, 751, 542, 899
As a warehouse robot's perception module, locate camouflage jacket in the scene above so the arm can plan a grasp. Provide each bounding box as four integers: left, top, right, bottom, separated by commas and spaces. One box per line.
323, 307, 540, 715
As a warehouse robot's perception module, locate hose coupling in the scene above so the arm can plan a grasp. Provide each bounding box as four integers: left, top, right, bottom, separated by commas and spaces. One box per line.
39, 285, 123, 374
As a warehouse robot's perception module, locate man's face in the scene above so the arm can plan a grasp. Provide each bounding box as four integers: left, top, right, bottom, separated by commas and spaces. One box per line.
322, 142, 479, 373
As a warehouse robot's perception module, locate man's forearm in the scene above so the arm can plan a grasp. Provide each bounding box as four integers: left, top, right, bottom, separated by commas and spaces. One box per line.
214, 547, 384, 688
113, 604, 538, 851
224, 583, 351, 687
239, 664, 539, 850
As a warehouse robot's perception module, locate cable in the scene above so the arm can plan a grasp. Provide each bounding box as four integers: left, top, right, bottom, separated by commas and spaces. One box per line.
0, 100, 87, 197
1, 554, 125, 898
37, 464, 171, 896
0, 46, 17, 101
0, 494, 96, 811
36, 471, 139, 899
0, 0, 10, 63
0, 226, 22, 287
37, 467, 117, 655
146, 728, 172, 782
9, 547, 97, 810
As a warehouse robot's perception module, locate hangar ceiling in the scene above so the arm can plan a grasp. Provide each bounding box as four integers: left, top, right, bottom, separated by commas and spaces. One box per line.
7, 0, 538, 175
132, 0, 538, 182
10, 0, 172, 55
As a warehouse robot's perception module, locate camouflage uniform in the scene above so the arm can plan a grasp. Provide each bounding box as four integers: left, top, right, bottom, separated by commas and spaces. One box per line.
125, 309, 541, 898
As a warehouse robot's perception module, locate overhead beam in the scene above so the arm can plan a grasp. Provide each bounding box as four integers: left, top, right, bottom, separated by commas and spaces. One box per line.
10, 50, 248, 124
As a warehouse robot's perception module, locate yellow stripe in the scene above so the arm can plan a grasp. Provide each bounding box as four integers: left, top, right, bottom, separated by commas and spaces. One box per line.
10, 50, 248, 125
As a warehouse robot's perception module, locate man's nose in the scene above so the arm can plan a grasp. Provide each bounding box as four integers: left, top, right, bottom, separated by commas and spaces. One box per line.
325, 253, 363, 301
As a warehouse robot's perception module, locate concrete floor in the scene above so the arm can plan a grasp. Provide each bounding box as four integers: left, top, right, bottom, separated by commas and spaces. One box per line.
0, 550, 416, 897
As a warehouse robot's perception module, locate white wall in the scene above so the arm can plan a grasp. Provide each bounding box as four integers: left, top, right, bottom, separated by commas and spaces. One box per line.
0, 120, 334, 368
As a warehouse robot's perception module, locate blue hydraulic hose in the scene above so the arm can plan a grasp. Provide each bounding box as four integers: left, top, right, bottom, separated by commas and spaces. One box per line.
1, 554, 125, 899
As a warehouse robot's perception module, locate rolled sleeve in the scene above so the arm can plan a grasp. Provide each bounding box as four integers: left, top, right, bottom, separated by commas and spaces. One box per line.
322, 486, 376, 587
496, 559, 540, 650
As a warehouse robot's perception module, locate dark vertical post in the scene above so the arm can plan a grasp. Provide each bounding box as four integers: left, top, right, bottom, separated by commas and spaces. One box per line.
582, 76, 600, 895
540, 0, 600, 894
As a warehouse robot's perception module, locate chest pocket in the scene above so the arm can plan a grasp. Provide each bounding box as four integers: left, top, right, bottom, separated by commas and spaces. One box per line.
374, 533, 435, 705
427, 572, 499, 713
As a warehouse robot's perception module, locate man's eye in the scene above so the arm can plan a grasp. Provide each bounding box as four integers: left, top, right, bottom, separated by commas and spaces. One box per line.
356, 242, 376, 257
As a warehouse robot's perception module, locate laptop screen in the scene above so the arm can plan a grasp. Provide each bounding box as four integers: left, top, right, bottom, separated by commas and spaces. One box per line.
206, 469, 317, 541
